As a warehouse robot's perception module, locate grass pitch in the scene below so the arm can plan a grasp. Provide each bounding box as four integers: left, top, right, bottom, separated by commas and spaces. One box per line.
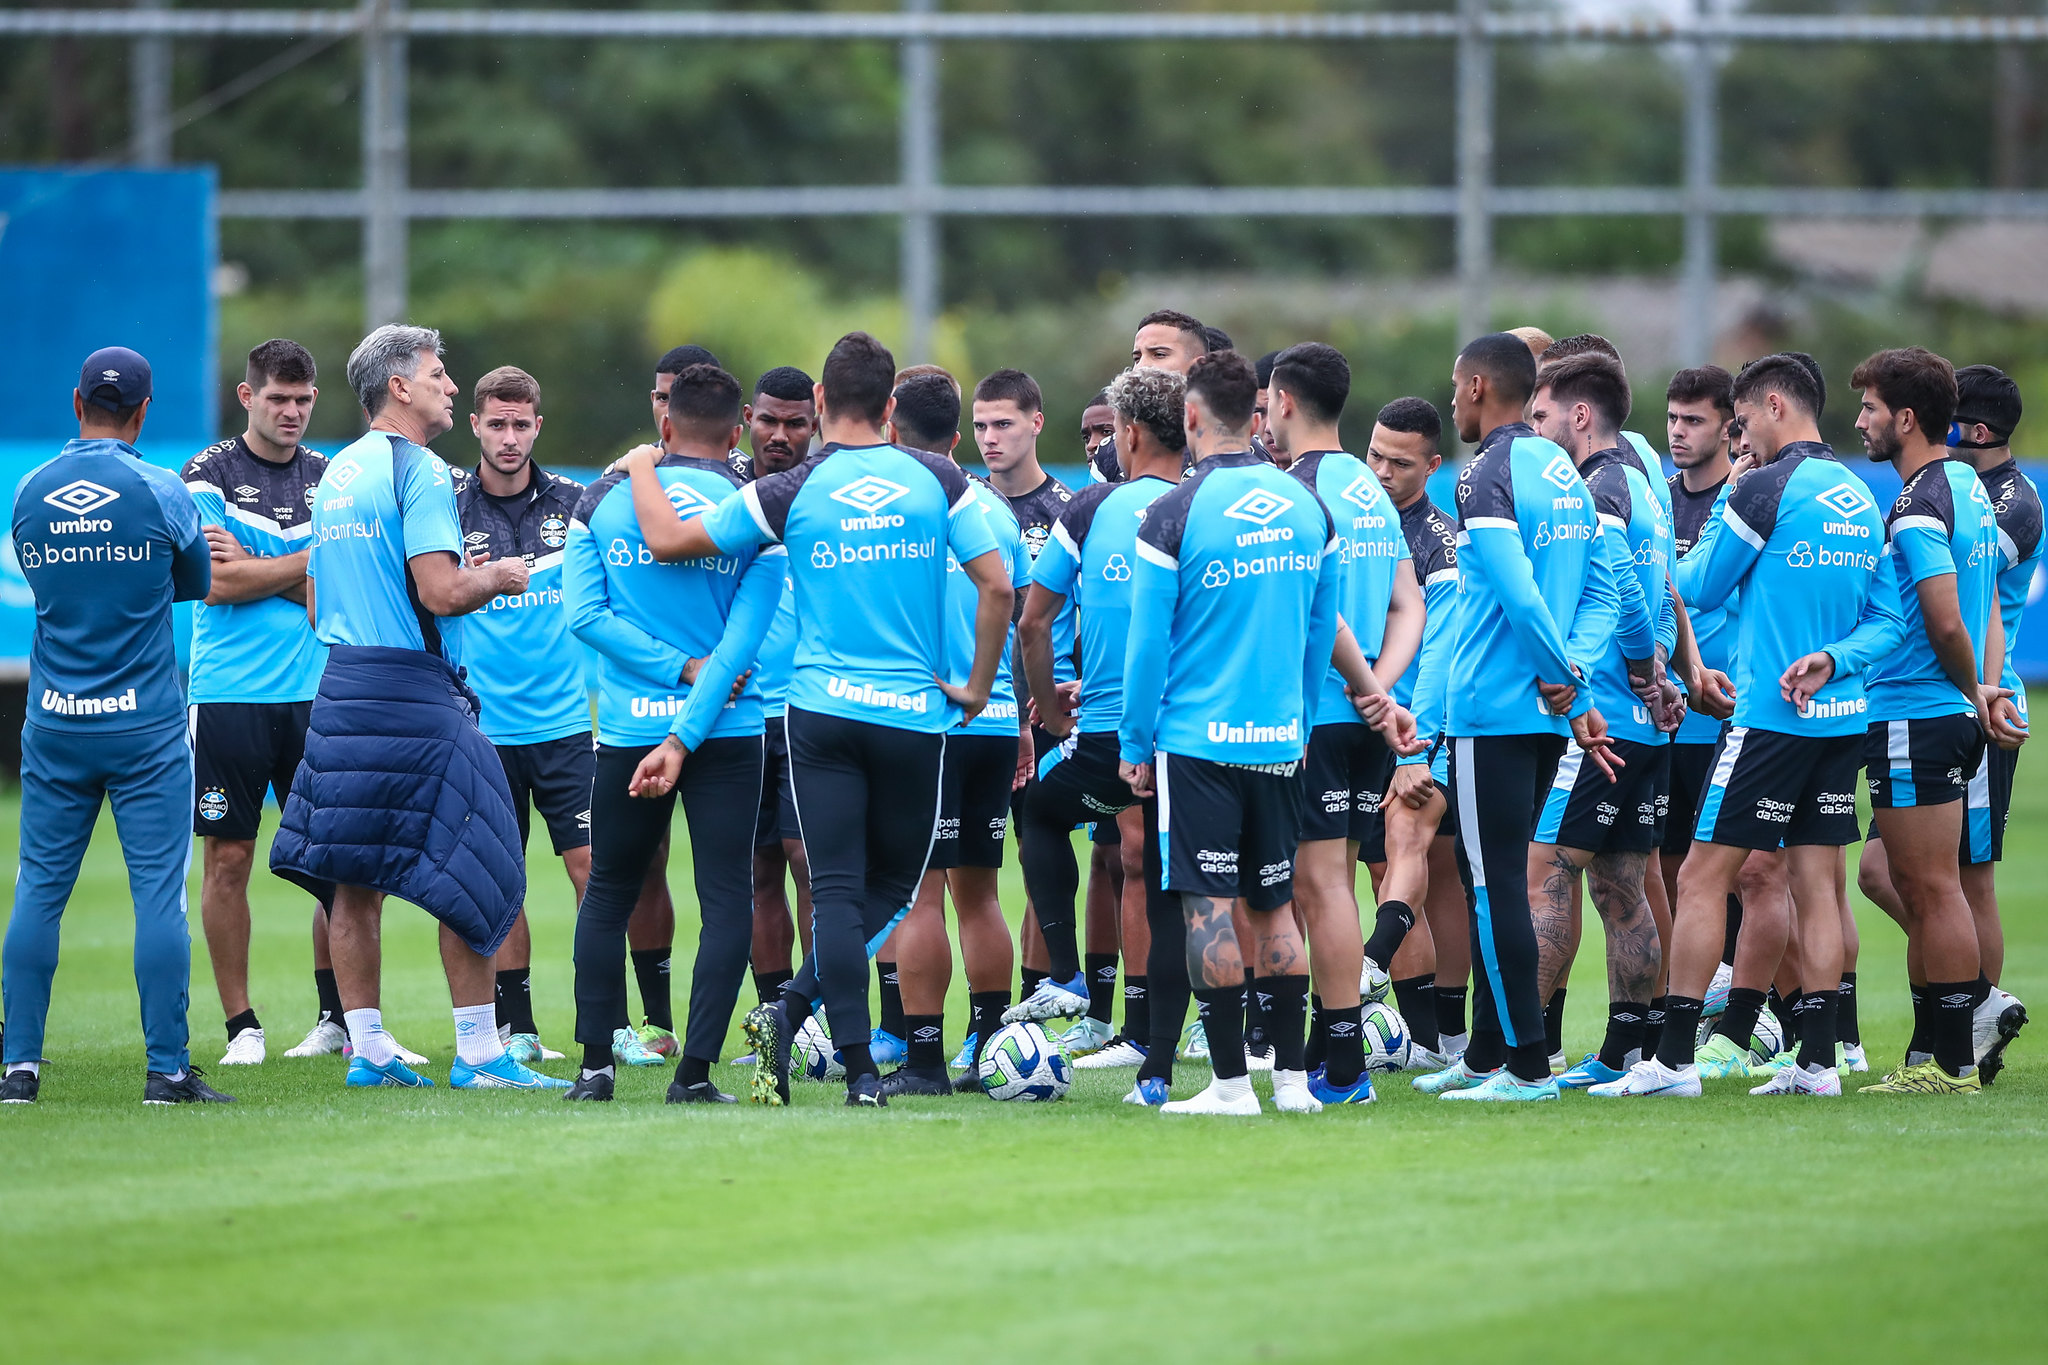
2, 755, 2045, 1365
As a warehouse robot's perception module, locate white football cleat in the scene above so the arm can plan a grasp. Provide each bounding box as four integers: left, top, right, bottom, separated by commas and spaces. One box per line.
1749, 1061, 1841, 1096
1244, 1045, 1276, 1072
218, 1027, 266, 1066
1586, 1057, 1702, 1098
1974, 987, 2027, 1083
1360, 957, 1391, 1004
1160, 1075, 1261, 1116
1074, 1036, 1149, 1069
1841, 1042, 1869, 1073
285, 1020, 347, 1058
1271, 1069, 1323, 1113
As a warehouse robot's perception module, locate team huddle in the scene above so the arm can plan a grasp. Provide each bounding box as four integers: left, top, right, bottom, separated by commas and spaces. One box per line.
0, 308, 2031, 1111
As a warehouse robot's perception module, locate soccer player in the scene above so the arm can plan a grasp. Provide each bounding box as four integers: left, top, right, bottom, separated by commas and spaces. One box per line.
1849, 348, 2017, 1096
878, 371, 1027, 1096
1118, 350, 1348, 1117
1080, 389, 1116, 464
1523, 352, 1674, 1089
1591, 353, 1900, 1100
269, 324, 562, 1092
1412, 332, 1621, 1104
181, 339, 348, 1067
624, 332, 1011, 1109
1090, 310, 1212, 485
566, 364, 783, 1103
651, 344, 721, 434
1266, 343, 1424, 1104
2, 347, 227, 1105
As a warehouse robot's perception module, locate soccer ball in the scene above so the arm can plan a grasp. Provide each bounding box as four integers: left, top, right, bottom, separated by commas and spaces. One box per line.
977, 1021, 1071, 1101
1361, 1001, 1411, 1072
793, 1015, 843, 1081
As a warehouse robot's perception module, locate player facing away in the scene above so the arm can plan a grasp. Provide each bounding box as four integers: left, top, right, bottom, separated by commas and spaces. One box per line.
1410, 332, 1622, 1105
270, 325, 564, 1092
182, 339, 352, 1067
2, 348, 224, 1106
569, 365, 783, 1103
1592, 353, 1902, 1100
625, 332, 1012, 1108
1847, 348, 2022, 1096
1119, 350, 1339, 1116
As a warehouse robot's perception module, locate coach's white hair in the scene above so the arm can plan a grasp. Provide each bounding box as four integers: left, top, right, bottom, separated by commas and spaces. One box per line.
347, 324, 444, 417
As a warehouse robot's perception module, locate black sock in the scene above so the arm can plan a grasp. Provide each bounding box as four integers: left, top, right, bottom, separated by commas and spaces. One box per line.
1362, 900, 1414, 969
1908, 983, 1932, 1056
1243, 971, 1272, 1053
1324, 1004, 1366, 1087
838, 1041, 877, 1080
225, 1008, 259, 1042
1507, 1042, 1551, 1083
1122, 976, 1150, 1046
1793, 990, 1838, 1071
1765, 987, 1796, 1048
1836, 971, 1859, 1046
1643, 995, 1666, 1057
630, 948, 673, 1032
753, 967, 793, 1008
1465, 1025, 1506, 1074
313, 968, 344, 1026
1195, 986, 1249, 1080
1656, 995, 1704, 1069
1722, 892, 1743, 965
1597, 1001, 1648, 1071
1971, 973, 1994, 1008
1020, 966, 1048, 1002
1715, 986, 1767, 1051
1392, 975, 1438, 1050
675, 1053, 710, 1087
1264, 974, 1309, 1071
876, 961, 905, 1039
904, 1013, 944, 1071
968, 992, 1009, 1073
583, 1041, 612, 1073
1542, 987, 1567, 1057
1929, 979, 1976, 1077
1435, 984, 1468, 1041
1305, 996, 1329, 1071
1085, 954, 1119, 1024
494, 968, 536, 1036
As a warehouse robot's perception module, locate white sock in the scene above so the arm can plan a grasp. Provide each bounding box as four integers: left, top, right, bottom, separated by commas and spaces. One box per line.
7, 1061, 40, 1077
344, 1008, 399, 1066
581, 1065, 615, 1080
1210, 1073, 1254, 1102
454, 1003, 504, 1066
1443, 1031, 1470, 1054
1272, 1068, 1310, 1094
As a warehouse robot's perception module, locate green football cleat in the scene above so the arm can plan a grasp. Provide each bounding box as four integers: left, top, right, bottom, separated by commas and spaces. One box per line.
1693, 1034, 1754, 1079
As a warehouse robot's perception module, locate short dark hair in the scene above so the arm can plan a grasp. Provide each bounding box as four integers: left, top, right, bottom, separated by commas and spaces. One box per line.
820, 332, 896, 425
1201, 325, 1235, 354
1185, 350, 1259, 431
1666, 365, 1733, 417
1541, 333, 1621, 363
1456, 332, 1539, 407
973, 368, 1042, 414
1085, 388, 1110, 410
1375, 397, 1442, 448
1137, 309, 1209, 354
1732, 352, 1823, 419
753, 365, 814, 404
83, 399, 145, 427
1788, 351, 1826, 416
247, 338, 316, 390
1537, 352, 1632, 431
656, 344, 721, 376
473, 365, 541, 413
1955, 364, 2023, 442
890, 372, 961, 452
665, 363, 743, 437
1254, 350, 1281, 389
1850, 347, 1958, 439
1269, 342, 1350, 424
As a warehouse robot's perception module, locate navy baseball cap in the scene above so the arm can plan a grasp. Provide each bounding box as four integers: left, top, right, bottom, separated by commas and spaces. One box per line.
78, 347, 152, 413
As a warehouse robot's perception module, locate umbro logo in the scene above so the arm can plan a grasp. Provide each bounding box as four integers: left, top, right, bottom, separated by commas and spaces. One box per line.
464, 531, 491, 547
1222, 488, 1294, 526
665, 484, 717, 519
232, 484, 261, 502
43, 480, 120, 515
1541, 454, 1578, 491
1815, 482, 1874, 519
327, 462, 361, 492
1338, 474, 1383, 514
830, 476, 910, 515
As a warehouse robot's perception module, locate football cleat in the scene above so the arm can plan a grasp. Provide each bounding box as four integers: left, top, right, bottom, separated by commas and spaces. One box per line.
1244, 1044, 1276, 1073
1306, 1067, 1375, 1106
1586, 1058, 1701, 1098
1403, 1045, 1456, 1072
1074, 1036, 1148, 1069
1360, 957, 1391, 1004
450, 1053, 572, 1090
1860, 1061, 1981, 1096
284, 1020, 347, 1058
1002, 972, 1092, 1024
948, 1033, 979, 1070
1411, 1061, 1497, 1095
1702, 961, 1734, 1018
741, 1002, 790, 1106
868, 1029, 908, 1069
1694, 1034, 1757, 1078
1271, 1069, 1323, 1113
1123, 1077, 1171, 1107
1, 1069, 40, 1104
504, 1033, 565, 1066
1160, 1078, 1261, 1116
613, 1026, 666, 1068
1178, 1019, 1211, 1061
1440, 1071, 1559, 1102
1750, 1062, 1840, 1096
1841, 1042, 1869, 1073
1556, 1053, 1627, 1089
1548, 1050, 1567, 1074
218, 1027, 265, 1066
1056, 1016, 1115, 1057
345, 1036, 432, 1068
666, 1079, 736, 1104
845, 1072, 888, 1108
635, 1021, 681, 1060
1974, 989, 2026, 1086
144, 1067, 236, 1104
877, 1066, 953, 1099
345, 1055, 432, 1088
563, 1071, 614, 1101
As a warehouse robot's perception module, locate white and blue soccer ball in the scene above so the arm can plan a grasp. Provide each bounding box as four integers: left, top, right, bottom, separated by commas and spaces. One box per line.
1362, 1001, 1411, 1072
793, 1014, 844, 1081
977, 1021, 1071, 1101
1695, 1004, 1786, 1062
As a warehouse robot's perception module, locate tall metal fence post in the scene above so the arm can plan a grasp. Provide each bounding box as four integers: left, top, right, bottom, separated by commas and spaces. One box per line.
900, 0, 938, 363
362, 0, 409, 328
1455, 0, 1494, 351
131, 0, 172, 165
1678, 0, 1720, 367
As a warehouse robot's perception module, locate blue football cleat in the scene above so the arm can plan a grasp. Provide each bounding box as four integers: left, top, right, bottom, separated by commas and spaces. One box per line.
1556, 1053, 1627, 1089
1306, 1067, 1376, 1105
346, 1055, 433, 1088
869, 1029, 908, 1069
1122, 1076, 1171, 1107
948, 1032, 979, 1071
449, 1052, 572, 1090
1440, 1071, 1561, 1102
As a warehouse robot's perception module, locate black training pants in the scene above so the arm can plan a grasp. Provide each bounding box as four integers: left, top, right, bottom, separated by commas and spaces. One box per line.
1133, 795, 1191, 1084
574, 738, 760, 1063
784, 707, 946, 1050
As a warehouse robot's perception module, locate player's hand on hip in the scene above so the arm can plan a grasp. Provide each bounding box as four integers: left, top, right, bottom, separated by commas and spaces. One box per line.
935, 677, 988, 721
629, 737, 688, 797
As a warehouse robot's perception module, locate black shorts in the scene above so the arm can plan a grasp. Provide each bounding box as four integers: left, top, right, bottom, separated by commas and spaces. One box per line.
1359, 756, 1455, 865
1663, 740, 1716, 858
1533, 737, 1669, 854
1962, 742, 2017, 865
497, 732, 595, 854
929, 733, 1016, 870
1300, 722, 1393, 844
1864, 714, 1985, 811
1693, 726, 1861, 850
1156, 751, 1304, 912
191, 700, 312, 840
755, 714, 800, 848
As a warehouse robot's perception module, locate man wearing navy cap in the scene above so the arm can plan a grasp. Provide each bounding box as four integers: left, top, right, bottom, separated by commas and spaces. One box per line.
2, 348, 228, 1105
